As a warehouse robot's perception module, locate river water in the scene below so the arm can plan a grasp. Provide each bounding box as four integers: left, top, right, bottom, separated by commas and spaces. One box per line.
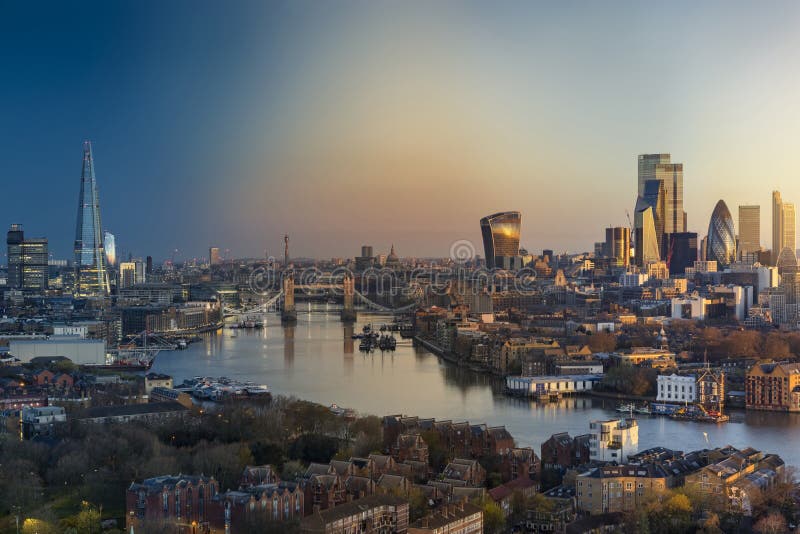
150, 310, 800, 467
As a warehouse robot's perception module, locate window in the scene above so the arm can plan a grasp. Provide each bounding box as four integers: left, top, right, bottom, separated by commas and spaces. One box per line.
176, 489, 181, 518
273, 497, 279, 519
163, 492, 169, 514
284, 497, 289, 518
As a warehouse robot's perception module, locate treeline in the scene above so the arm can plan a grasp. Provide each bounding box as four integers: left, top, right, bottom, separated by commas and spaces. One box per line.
0, 396, 384, 533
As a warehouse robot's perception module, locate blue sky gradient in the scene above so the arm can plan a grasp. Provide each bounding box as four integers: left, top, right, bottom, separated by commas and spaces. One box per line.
2, 1, 799, 260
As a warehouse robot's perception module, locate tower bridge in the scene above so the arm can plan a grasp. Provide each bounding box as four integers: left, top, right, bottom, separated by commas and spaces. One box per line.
223, 279, 419, 321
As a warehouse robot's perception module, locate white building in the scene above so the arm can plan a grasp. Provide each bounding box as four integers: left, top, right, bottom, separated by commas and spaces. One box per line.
588, 419, 639, 463
9, 337, 106, 365
505, 374, 601, 397
671, 296, 711, 320
52, 324, 89, 338
656, 374, 696, 403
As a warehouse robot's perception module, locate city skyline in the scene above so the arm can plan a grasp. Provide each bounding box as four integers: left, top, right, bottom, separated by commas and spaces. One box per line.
3, 1, 800, 260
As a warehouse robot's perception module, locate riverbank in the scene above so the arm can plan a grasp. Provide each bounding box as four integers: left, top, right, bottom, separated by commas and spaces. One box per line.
148, 313, 800, 469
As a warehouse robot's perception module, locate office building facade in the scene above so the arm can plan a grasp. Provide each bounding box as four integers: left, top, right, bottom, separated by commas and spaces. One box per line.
637, 154, 686, 236
604, 227, 630, 267
738, 205, 760, 256
707, 200, 736, 268
6, 224, 48, 291
665, 232, 698, 275
773, 191, 796, 265
104, 231, 116, 267
74, 141, 110, 297
480, 211, 522, 270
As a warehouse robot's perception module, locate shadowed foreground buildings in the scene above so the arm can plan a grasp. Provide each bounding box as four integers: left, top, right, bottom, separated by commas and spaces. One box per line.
299, 495, 408, 533
126, 467, 304, 533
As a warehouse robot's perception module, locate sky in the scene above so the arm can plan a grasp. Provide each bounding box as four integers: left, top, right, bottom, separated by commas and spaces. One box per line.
2, 0, 800, 262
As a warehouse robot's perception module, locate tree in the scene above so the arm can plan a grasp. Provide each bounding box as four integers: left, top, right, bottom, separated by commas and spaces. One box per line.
482, 501, 505, 534
753, 512, 788, 534
763, 333, 790, 359
588, 331, 617, 352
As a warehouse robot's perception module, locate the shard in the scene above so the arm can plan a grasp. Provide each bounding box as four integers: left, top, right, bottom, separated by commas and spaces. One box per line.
74, 140, 110, 297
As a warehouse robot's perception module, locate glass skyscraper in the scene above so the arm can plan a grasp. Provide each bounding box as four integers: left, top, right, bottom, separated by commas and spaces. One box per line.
737, 205, 760, 256
637, 153, 686, 239
6, 224, 48, 291
480, 211, 522, 269
707, 200, 736, 268
74, 141, 110, 297
104, 231, 116, 267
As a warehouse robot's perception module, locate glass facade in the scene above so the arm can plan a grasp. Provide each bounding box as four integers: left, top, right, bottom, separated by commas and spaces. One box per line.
21, 238, 48, 291
480, 211, 522, 269
707, 200, 736, 268
74, 141, 110, 297
6, 224, 24, 289
104, 231, 116, 267
604, 227, 630, 267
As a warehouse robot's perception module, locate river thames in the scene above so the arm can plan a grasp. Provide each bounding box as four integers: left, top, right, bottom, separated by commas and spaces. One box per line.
150, 310, 800, 467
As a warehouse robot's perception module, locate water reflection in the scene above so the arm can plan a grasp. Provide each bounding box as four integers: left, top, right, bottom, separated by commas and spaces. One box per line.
151, 312, 800, 468
283, 324, 295, 368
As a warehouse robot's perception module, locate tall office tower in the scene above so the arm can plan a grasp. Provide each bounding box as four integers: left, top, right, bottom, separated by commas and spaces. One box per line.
360, 245, 373, 259
209, 247, 221, 266
637, 154, 686, 239
7, 225, 48, 291
145, 256, 153, 276
700, 236, 708, 262
772, 191, 797, 264
707, 200, 736, 268
104, 231, 116, 267
21, 238, 48, 291
604, 227, 630, 267
737, 205, 760, 257
634, 205, 660, 266
480, 211, 522, 269
666, 232, 698, 275
772, 191, 782, 264
74, 140, 110, 297
6, 224, 24, 289
782, 202, 796, 257
119, 261, 145, 288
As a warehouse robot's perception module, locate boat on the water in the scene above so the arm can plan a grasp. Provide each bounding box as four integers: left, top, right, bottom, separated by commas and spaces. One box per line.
616, 403, 636, 413
179, 377, 271, 402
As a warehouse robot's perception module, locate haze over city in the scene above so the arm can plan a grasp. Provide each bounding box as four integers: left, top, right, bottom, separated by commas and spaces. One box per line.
3, 0, 800, 260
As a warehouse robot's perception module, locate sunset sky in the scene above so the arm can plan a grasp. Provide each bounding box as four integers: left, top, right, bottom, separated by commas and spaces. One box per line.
2, 0, 800, 261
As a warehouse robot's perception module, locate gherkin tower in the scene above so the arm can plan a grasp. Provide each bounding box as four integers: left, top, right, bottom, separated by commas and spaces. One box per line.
74, 140, 110, 297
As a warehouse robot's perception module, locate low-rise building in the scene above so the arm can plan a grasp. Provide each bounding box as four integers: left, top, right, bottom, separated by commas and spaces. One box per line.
684, 447, 785, 513
21, 405, 66, 439
144, 372, 174, 395
408, 502, 483, 533
576, 464, 669, 515
588, 419, 638, 463
76, 402, 189, 425
299, 494, 409, 533
746, 362, 800, 412
612, 347, 675, 369
505, 375, 601, 397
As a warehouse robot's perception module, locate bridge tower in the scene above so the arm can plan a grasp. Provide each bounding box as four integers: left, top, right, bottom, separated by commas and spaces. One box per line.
281, 272, 297, 323
341, 273, 357, 322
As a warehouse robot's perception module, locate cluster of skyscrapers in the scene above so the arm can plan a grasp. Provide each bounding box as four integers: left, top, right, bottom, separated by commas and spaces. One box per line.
620, 153, 796, 275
